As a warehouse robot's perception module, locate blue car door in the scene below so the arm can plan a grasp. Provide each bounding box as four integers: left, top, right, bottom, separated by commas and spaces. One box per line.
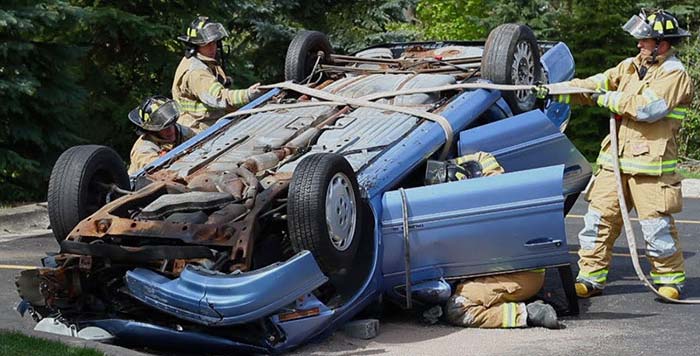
380, 164, 569, 286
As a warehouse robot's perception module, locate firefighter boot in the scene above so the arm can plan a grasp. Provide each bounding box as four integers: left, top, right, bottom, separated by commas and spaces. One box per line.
575, 281, 603, 298
658, 284, 681, 300
526, 301, 562, 329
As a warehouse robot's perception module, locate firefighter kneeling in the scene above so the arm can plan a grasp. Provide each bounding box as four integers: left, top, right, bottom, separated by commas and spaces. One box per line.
426, 152, 562, 329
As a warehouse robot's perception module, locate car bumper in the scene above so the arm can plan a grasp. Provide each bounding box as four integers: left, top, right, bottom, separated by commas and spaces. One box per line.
125, 250, 328, 326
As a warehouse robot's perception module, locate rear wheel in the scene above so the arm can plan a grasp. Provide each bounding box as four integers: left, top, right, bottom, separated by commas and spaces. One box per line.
48, 145, 129, 243
481, 23, 542, 114
287, 153, 366, 274
284, 31, 333, 83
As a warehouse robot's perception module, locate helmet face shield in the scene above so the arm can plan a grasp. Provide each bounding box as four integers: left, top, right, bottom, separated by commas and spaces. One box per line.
623, 15, 654, 39
199, 22, 228, 44
623, 10, 691, 40
128, 98, 180, 132
178, 17, 229, 45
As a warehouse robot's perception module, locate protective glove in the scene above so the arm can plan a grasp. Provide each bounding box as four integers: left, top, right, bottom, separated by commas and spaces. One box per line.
531, 85, 550, 100
591, 91, 605, 105
246, 82, 266, 101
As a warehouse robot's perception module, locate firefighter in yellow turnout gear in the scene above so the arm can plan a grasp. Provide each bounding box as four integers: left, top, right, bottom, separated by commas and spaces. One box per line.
128, 96, 195, 175
173, 17, 265, 132
540, 9, 693, 300
438, 152, 561, 329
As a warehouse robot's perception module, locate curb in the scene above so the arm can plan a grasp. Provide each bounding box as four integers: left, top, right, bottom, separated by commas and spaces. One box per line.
0, 203, 50, 238
682, 178, 700, 199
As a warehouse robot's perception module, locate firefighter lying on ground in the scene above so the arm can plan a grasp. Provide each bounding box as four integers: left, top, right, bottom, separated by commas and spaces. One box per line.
173, 16, 266, 133
128, 96, 195, 175
534, 9, 693, 300
425, 152, 562, 329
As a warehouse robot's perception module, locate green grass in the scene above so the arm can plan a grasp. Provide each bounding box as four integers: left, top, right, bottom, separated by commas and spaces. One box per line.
0, 330, 104, 356
679, 167, 700, 179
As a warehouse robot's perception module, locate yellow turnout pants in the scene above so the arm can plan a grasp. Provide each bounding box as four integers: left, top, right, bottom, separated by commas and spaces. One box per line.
444, 270, 545, 328
577, 168, 685, 288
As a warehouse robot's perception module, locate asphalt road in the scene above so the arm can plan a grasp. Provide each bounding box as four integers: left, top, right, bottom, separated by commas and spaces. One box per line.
2, 196, 700, 355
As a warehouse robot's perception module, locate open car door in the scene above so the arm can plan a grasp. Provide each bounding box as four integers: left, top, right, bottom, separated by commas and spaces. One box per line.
381, 165, 567, 284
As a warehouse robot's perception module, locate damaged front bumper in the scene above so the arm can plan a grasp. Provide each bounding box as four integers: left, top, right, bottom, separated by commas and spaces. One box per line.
17, 250, 340, 353
125, 250, 328, 326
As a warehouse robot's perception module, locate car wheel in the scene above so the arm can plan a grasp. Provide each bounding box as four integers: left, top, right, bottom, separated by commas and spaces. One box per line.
284, 30, 333, 83
48, 145, 129, 243
481, 23, 542, 114
288, 153, 365, 274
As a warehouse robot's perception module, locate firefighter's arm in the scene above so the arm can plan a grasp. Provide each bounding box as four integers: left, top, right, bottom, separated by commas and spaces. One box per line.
186, 69, 251, 109
453, 151, 504, 177
128, 140, 161, 175
553, 59, 629, 106
596, 69, 692, 122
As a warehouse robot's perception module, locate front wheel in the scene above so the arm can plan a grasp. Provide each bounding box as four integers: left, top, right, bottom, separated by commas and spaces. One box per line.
284, 30, 333, 83
47, 145, 129, 243
287, 153, 366, 274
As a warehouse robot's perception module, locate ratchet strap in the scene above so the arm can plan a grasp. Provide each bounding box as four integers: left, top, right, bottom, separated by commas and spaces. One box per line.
226, 82, 596, 160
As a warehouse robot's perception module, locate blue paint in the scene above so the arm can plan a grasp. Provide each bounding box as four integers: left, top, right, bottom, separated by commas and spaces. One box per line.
380, 165, 568, 290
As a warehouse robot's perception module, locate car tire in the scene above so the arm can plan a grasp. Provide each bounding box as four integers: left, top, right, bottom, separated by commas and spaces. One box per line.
288, 153, 365, 274
48, 145, 129, 243
481, 23, 542, 114
284, 30, 333, 83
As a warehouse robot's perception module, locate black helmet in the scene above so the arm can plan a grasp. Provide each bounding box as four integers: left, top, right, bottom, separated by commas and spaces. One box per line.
177, 16, 229, 46
128, 96, 180, 132
623, 9, 691, 40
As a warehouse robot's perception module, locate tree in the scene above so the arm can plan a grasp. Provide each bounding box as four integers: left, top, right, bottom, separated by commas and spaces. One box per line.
0, 0, 415, 203
0, 1, 87, 202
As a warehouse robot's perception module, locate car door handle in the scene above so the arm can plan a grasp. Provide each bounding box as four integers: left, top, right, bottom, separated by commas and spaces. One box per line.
524, 238, 563, 249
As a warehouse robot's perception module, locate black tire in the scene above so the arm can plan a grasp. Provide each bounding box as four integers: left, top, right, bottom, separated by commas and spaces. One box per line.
287, 153, 366, 274
48, 145, 129, 243
284, 30, 333, 83
481, 23, 542, 114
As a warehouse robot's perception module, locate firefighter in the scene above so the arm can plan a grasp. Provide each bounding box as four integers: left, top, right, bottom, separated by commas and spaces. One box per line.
128, 95, 195, 174
535, 9, 693, 300
173, 16, 265, 132
438, 152, 561, 329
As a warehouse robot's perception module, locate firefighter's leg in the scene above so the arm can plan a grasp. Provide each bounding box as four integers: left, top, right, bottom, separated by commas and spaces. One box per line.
629, 174, 686, 299
444, 271, 544, 328
576, 169, 631, 296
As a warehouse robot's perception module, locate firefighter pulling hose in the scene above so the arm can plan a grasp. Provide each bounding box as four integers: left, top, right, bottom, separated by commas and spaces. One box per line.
535, 8, 700, 304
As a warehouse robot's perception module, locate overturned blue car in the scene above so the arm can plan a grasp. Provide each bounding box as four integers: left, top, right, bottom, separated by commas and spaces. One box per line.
16, 23, 590, 354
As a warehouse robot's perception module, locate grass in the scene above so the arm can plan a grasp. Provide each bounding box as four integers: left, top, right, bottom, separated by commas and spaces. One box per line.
0, 330, 104, 356
679, 167, 700, 179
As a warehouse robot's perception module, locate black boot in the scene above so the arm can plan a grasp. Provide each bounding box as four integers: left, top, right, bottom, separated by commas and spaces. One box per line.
526, 301, 562, 329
